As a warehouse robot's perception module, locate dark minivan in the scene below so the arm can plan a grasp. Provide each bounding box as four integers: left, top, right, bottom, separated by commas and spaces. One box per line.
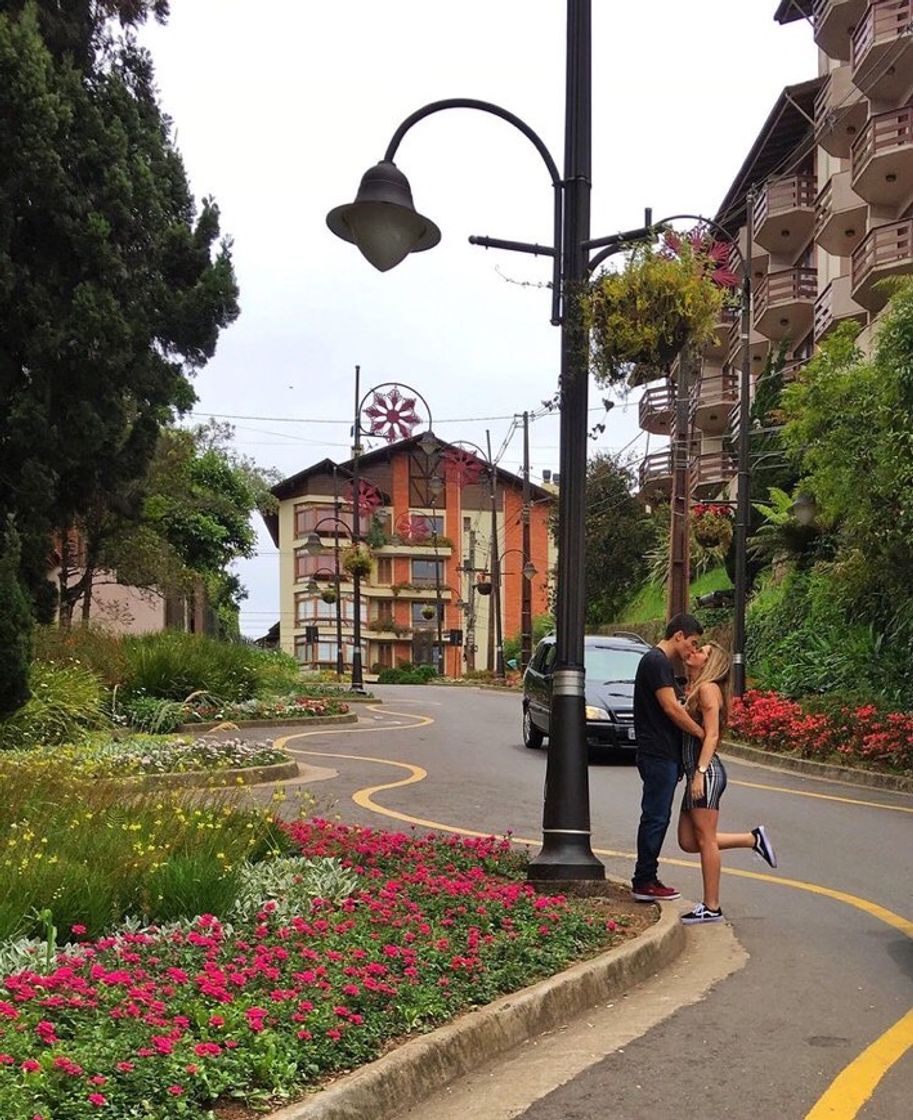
522, 633, 650, 754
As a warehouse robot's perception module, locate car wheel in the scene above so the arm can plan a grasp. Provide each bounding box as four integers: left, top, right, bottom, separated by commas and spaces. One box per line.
523, 705, 545, 749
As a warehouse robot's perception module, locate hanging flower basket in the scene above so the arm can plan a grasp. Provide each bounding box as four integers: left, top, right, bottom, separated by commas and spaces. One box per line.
342, 544, 373, 579
420, 604, 436, 620
583, 241, 726, 386
692, 513, 733, 550
476, 579, 492, 596
320, 588, 338, 604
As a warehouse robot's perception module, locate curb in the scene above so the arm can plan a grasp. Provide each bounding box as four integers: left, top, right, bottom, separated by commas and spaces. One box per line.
176, 713, 358, 734
265, 900, 684, 1120
721, 738, 913, 794
133, 758, 301, 791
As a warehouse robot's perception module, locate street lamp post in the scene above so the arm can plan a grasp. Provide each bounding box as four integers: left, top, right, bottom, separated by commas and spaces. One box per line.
499, 548, 537, 667
350, 369, 435, 693
304, 513, 349, 677
328, 1, 620, 879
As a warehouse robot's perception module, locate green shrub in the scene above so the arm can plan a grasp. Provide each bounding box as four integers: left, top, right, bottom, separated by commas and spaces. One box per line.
115, 693, 188, 734
32, 623, 129, 688
249, 647, 302, 696
377, 667, 426, 684
0, 521, 32, 718
0, 661, 109, 750
416, 664, 437, 681
121, 631, 260, 701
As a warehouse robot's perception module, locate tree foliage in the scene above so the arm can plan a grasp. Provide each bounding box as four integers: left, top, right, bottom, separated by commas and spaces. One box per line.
0, 3, 239, 613
583, 453, 657, 626
0, 519, 32, 716
781, 286, 913, 643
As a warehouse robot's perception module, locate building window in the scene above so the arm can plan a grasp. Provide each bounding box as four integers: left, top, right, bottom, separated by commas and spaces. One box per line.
376, 644, 393, 669
411, 513, 444, 536
294, 636, 340, 665
294, 549, 332, 581
376, 557, 393, 584
411, 559, 443, 585
463, 516, 471, 532
374, 600, 394, 623
409, 453, 446, 508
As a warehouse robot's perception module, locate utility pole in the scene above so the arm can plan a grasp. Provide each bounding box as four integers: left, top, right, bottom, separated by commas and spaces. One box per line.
521, 410, 533, 670
466, 529, 477, 671
487, 429, 505, 678
667, 346, 694, 618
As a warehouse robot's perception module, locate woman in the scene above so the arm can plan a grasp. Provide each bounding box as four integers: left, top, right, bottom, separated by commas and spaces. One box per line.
677, 641, 778, 924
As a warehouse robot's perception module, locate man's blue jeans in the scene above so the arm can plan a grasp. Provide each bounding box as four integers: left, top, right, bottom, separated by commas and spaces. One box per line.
633, 753, 681, 886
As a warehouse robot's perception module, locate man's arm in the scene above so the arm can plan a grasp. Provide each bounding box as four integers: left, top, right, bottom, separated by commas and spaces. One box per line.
655, 687, 704, 739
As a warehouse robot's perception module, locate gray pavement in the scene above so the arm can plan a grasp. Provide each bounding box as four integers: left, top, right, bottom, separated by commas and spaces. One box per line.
247, 685, 913, 1119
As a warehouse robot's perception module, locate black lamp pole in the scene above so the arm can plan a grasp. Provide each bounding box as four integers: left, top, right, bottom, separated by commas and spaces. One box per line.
349, 364, 366, 694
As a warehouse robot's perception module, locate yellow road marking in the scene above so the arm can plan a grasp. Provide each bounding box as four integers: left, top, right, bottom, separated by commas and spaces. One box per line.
729, 778, 913, 814
275, 707, 913, 1118
804, 1008, 913, 1119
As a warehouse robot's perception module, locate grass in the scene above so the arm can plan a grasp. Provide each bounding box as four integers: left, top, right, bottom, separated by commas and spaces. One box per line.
617, 565, 732, 624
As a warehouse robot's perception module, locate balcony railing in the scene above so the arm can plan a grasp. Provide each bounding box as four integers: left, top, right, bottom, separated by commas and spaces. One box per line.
753, 175, 817, 227
638, 384, 674, 433
852, 218, 913, 308
851, 105, 913, 205
852, 1, 913, 96
639, 450, 673, 493
691, 452, 737, 496
753, 268, 817, 333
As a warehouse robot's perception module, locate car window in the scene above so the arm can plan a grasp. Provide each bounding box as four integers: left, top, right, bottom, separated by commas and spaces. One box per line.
584, 646, 644, 682
530, 641, 552, 673
543, 644, 558, 673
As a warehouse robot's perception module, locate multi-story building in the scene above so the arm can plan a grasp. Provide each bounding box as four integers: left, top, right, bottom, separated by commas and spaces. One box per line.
638, 0, 913, 502
264, 436, 554, 675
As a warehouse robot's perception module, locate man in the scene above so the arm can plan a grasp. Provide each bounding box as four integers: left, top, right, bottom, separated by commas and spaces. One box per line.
631, 613, 706, 902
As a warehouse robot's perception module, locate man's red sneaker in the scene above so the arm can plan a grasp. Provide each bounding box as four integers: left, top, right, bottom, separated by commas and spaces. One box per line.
631, 880, 681, 902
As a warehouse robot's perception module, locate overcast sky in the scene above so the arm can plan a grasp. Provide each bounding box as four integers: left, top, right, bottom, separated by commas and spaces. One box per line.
140, 2, 814, 637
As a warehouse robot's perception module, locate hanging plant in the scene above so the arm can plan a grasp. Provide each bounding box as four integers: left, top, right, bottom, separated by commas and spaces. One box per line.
320, 588, 338, 604
420, 604, 436, 620
342, 544, 373, 579
476, 579, 492, 596
692, 511, 733, 551
583, 236, 728, 386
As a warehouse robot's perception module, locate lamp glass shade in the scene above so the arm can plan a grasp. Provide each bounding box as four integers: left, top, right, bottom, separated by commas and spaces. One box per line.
345, 202, 430, 272
418, 429, 438, 457
522, 561, 537, 579
306, 579, 319, 594
304, 531, 323, 555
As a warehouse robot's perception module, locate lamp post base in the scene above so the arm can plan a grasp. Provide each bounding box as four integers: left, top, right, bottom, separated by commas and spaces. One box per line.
526, 833, 605, 881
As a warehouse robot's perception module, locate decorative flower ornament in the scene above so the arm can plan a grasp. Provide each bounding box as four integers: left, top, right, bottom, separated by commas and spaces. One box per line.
441, 447, 485, 487
362, 386, 421, 442
395, 513, 432, 543
347, 480, 382, 516
663, 227, 740, 290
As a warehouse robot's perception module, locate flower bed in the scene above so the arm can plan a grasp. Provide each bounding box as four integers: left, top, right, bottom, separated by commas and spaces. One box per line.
183, 695, 349, 724
0, 823, 633, 1119
86, 735, 289, 776
729, 690, 913, 774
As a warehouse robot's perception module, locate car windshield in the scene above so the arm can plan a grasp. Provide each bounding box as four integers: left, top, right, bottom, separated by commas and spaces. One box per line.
584, 646, 644, 683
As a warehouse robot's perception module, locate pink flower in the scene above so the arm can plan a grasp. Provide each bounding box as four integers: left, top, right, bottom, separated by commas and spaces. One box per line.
167, 1085, 184, 1096
21, 1059, 41, 1073
87, 1093, 107, 1106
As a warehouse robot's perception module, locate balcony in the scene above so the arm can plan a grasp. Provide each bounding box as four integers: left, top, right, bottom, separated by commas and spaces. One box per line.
753, 268, 817, 340
815, 170, 868, 256
639, 450, 673, 499
692, 369, 738, 435
638, 384, 674, 435
852, 1, 913, 100
851, 105, 913, 206
702, 306, 740, 360
814, 274, 868, 341
753, 174, 817, 257
814, 0, 870, 58
815, 64, 869, 158
691, 452, 737, 500
851, 218, 913, 308
727, 317, 770, 372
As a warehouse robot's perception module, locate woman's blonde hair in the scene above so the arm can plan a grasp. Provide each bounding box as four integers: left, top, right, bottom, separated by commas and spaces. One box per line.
685, 640, 732, 727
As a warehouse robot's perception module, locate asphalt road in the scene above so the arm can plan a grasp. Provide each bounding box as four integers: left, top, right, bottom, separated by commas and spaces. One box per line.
264, 685, 913, 1120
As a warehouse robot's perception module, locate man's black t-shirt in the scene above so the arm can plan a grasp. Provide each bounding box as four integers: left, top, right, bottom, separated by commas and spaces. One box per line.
633, 646, 682, 761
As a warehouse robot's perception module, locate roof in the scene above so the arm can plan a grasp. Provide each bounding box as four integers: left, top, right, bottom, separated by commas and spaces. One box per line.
264, 436, 555, 546
714, 76, 823, 234
773, 0, 813, 23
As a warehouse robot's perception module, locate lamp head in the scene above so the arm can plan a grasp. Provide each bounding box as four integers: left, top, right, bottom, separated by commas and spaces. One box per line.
418, 429, 439, 457
522, 561, 538, 580
304, 531, 323, 555
326, 161, 441, 272
306, 579, 319, 594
